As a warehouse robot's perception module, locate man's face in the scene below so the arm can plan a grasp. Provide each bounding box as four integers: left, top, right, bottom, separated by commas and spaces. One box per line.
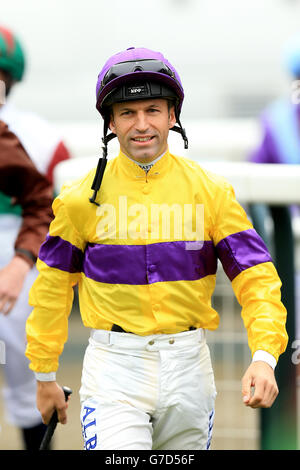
109, 98, 176, 162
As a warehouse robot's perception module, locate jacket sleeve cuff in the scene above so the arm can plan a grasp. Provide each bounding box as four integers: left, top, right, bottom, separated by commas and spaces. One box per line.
35, 372, 56, 381
252, 350, 277, 370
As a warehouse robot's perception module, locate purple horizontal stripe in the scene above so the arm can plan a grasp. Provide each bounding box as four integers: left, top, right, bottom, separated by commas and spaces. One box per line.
146, 241, 217, 284
83, 240, 217, 285
38, 235, 83, 273
84, 243, 146, 285
216, 229, 272, 281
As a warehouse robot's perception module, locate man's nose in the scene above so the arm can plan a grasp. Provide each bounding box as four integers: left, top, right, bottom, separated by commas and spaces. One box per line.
135, 111, 149, 132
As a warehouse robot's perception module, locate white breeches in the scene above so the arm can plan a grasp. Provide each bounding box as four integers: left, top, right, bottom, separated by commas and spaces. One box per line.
80, 328, 217, 450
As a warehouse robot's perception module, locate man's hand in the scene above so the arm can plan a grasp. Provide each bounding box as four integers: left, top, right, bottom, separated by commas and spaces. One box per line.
242, 361, 279, 408
0, 256, 30, 315
37, 381, 69, 425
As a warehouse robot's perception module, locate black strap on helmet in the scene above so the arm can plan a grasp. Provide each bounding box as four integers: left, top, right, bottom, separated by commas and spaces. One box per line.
89, 121, 116, 206
172, 107, 188, 150
172, 122, 188, 149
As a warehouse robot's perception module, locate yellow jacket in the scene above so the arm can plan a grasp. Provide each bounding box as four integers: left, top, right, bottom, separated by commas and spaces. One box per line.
25, 150, 288, 373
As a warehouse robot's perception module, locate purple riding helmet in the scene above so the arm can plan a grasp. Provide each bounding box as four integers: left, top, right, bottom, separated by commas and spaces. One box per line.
90, 47, 188, 205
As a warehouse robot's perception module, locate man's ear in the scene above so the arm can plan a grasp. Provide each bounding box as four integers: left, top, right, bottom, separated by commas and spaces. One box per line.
168, 105, 176, 129
109, 116, 116, 134
107, 106, 116, 134
108, 119, 116, 134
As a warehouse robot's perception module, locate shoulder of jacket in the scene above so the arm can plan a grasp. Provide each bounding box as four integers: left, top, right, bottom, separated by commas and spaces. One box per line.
201, 166, 232, 192
55, 156, 116, 207
171, 153, 232, 191
54, 168, 96, 210
0, 119, 31, 160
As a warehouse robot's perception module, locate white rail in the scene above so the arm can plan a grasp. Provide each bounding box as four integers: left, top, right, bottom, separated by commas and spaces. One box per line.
54, 156, 300, 205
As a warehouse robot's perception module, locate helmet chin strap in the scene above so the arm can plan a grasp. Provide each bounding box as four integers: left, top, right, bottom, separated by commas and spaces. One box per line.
89, 114, 188, 206
89, 120, 116, 206
171, 111, 188, 150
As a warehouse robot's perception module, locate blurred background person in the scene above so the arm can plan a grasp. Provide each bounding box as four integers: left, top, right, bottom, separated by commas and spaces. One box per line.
247, 33, 300, 451
0, 24, 71, 450
249, 33, 300, 168
247, 33, 300, 295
